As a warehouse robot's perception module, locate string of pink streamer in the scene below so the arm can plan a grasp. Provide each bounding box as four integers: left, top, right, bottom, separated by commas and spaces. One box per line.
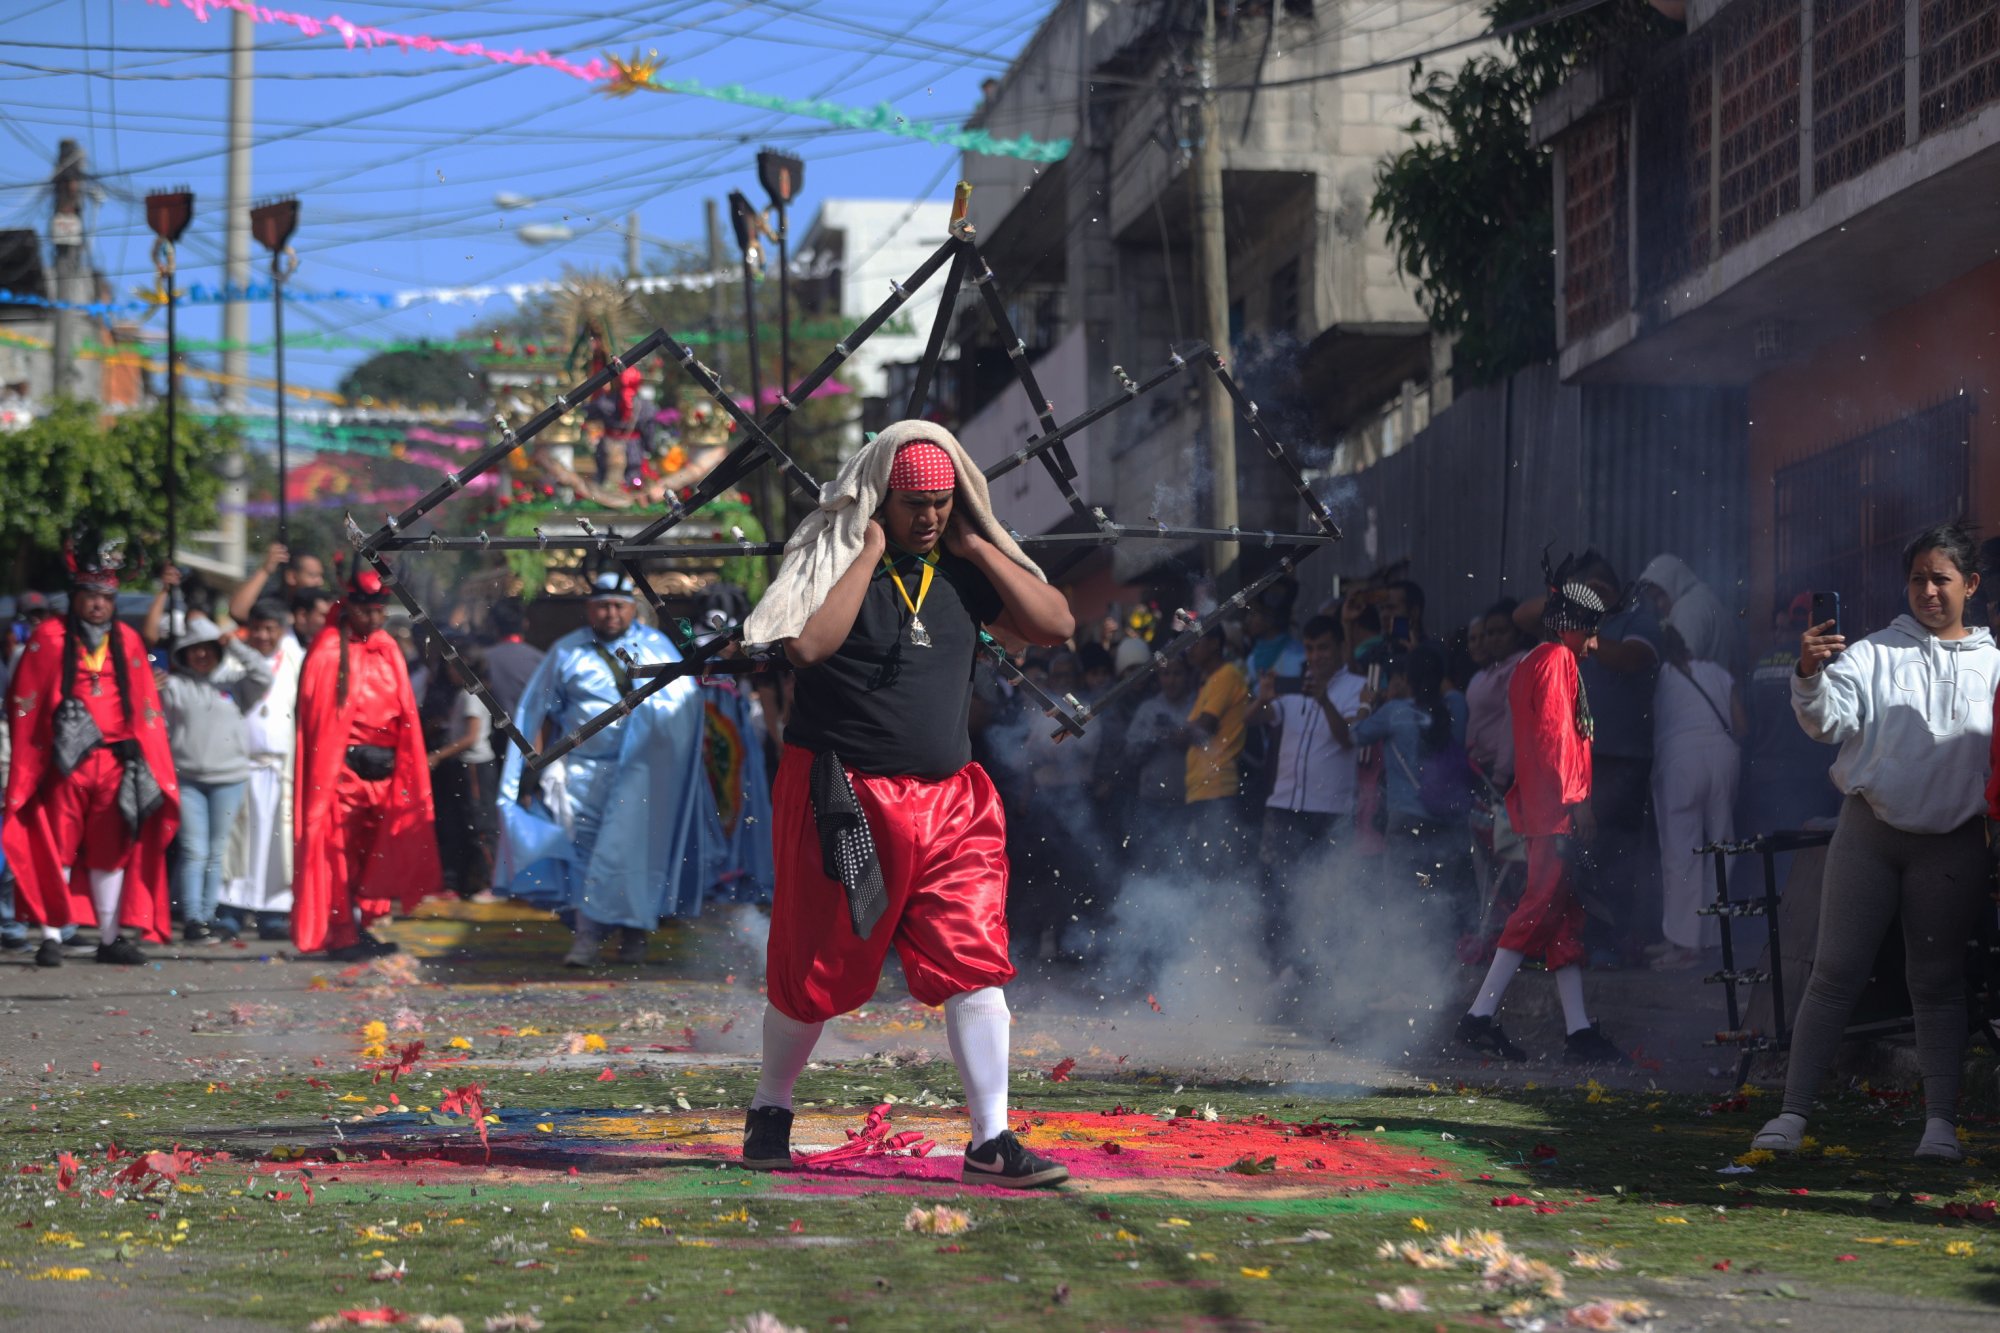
148, 0, 611, 83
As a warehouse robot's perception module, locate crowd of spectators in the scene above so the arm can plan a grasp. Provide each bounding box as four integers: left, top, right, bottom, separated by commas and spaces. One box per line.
0, 538, 1862, 994
0, 543, 550, 952
967, 554, 1850, 992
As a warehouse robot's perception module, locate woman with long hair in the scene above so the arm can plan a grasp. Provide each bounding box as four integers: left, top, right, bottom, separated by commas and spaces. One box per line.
1753, 524, 1999, 1162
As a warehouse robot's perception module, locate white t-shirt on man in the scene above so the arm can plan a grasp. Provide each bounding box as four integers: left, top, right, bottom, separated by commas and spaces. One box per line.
456, 690, 495, 765
1265, 672, 1367, 815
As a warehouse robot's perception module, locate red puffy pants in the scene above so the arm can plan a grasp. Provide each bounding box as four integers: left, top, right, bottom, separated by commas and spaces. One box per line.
767, 745, 1015, 1024
324, 767, 393, 950
1496, 835, 1585, 970
46, 747, 134, 872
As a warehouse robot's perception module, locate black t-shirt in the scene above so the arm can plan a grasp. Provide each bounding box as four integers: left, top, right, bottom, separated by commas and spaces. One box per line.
786, 549, 1004, 779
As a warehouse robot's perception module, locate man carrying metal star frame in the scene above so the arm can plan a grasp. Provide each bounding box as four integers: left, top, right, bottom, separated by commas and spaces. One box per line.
735, 420, 1076, 1188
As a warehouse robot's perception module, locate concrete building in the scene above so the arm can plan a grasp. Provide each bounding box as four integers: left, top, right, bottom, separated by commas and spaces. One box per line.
0, 226, 143, 419
946, 0, 1491, 603
794, 198, 954, 458
1534, 0, 2000, 649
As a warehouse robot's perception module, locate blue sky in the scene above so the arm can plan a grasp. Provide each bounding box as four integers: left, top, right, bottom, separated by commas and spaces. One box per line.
0, 0, 1054, 399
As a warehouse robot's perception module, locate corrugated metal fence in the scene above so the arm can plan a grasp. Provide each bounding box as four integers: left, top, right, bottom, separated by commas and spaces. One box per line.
1298, 362, 1749, 642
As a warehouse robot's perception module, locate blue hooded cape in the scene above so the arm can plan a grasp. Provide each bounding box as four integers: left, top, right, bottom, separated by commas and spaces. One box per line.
496, 620, 713, 928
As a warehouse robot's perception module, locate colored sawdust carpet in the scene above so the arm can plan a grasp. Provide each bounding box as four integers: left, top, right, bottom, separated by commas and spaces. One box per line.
188, 1104, 1456, 1202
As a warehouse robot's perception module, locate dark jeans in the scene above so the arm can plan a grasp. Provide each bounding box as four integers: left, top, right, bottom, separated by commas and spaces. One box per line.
1186, 795, 1247, 878
1577, 754, 1657, 957
434, 758, 499, 897
1008, 785, 1110, 954
1260, 808, 1344, 971
1384, 813, 1473, 938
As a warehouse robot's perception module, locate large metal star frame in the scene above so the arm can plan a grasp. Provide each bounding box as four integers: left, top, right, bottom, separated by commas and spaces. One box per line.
346, 201, 1341, 769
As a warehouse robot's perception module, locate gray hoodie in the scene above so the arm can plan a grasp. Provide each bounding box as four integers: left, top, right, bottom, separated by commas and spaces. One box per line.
158, 632, 273, 785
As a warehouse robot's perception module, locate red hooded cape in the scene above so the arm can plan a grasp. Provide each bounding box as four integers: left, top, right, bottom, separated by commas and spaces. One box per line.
1505, 641, 1593, 838
1, 618, 180, 940
291, 607, 441, 952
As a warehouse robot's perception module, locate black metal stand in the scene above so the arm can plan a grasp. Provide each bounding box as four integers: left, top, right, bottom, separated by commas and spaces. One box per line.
1697, 828, 1832, 1085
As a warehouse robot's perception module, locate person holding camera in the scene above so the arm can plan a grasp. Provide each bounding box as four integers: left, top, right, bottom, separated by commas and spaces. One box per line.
1752, 524, 1999, 1162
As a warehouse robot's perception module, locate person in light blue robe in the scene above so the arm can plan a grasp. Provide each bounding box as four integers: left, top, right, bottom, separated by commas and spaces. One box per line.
496, 572, 713, 967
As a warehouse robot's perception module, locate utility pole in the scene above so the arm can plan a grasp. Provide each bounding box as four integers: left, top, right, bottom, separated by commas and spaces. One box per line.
626, 210, 642, 278
49, 139, 87, 400
1192, 0, 1237, 588
217, 8, 253, 573
704, 197, 729, 384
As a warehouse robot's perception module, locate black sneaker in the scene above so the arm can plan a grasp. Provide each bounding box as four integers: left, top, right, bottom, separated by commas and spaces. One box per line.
183, 921, 213, 944
1563, 1022, 1632, 1066
34, 939, 62, 969
96, 938, 148, 966
613, 928, 647, 966
0, 935, 31, 953
356, 931, 400, 957
740, 1106, 795, 1170
962, 1130, 1069, 1190
325, 943, 372, 962
213, 921, 241, 944
1457, 1013, 1527, 1061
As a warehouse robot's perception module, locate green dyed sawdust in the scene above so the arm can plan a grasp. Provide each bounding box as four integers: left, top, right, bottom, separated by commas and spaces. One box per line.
2, 1063, 1998, 1330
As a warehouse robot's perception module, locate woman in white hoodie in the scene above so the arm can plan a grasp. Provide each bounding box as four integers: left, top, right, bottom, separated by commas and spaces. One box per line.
1753, 525, 1997, 1162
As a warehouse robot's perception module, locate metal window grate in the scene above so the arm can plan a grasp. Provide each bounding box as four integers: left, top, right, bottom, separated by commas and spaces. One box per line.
1919, 0, 2000, 137
1773, 395, 1974, 635
1812, 0, 1908, 195
1562, 110, 1630, 340
1716, 0, 1803, 253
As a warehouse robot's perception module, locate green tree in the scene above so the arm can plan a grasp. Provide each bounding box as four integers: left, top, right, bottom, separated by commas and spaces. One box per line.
1371, 0, 1673, 386
339, 346, 486, 411
0, 398, 237, 589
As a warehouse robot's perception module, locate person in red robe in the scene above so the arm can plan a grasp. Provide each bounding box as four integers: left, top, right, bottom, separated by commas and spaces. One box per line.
2, 542, 179, 967
1456, 557, 1629, 1065
292, 567, 440, 959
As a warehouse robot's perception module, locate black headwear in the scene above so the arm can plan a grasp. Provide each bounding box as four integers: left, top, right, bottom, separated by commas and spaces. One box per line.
1541, 548, 1608, 634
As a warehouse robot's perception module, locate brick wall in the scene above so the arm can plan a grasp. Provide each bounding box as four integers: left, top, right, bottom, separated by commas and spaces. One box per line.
1920, 0, 2000, 135
1562, 110, 1629, 340
1812, 0, 1907, 194
1717, 0, 1802, 252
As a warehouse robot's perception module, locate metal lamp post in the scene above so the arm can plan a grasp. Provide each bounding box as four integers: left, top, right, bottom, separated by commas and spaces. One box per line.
755, 148, 804, 430
755, 150, 804, 539
145, 188, 194, 586
729, 187, 779, 533
250, 196, 300, 550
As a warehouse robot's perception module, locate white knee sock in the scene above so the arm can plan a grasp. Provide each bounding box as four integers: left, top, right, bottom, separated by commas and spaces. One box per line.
749, 1004, 823, 1112
1468, 948, 1524, 1018
48, 868, 75, 943
1555, 965, 1590, 1034
944, 987, 1012, 1146
89, 869, 125, 943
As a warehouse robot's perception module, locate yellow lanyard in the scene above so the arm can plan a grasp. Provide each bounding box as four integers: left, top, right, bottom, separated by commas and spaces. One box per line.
881, 548, 939, 619
79, 638, 110, 674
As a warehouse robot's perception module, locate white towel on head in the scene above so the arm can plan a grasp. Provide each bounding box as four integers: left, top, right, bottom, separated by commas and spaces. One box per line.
742, 420, 1044, 646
